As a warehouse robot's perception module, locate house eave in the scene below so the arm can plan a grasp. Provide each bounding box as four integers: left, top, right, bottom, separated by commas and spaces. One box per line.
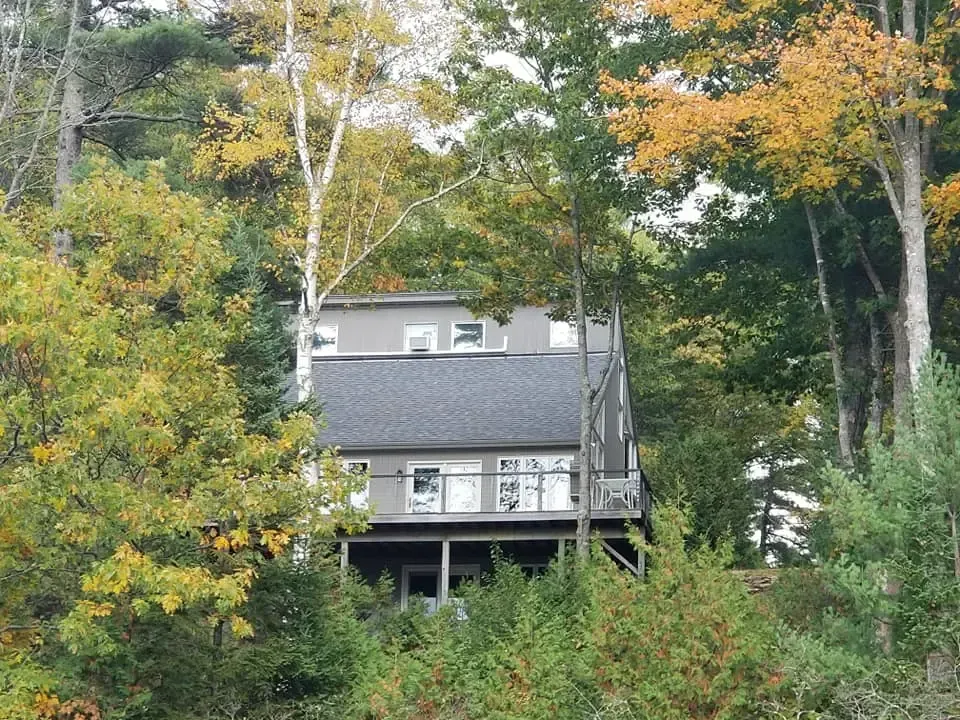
325, 439, 579, 452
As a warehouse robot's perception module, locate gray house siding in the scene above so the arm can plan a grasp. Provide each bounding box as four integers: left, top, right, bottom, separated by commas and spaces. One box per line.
314, 301, 610, 355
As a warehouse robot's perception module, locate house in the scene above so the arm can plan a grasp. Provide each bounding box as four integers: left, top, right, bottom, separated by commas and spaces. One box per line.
304, 291, 650, 611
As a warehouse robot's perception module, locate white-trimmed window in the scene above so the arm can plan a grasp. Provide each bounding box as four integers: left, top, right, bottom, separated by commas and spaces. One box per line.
404, 322, 438, 351
401, 564, 480, 613
312, 324, 338, 355
452, 321, 485, 350
408, 461, 482, 513
497, 455, 572, 511
343, 460, 369, 509
549, 319, 577, 348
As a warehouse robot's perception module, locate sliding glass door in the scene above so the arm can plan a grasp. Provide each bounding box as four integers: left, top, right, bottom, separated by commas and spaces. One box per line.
409, 461, 482, 513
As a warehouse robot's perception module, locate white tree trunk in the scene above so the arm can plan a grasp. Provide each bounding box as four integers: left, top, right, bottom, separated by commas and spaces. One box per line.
900, 116, 931, 389
285, 0, 364, 405
804, 202, 854, 466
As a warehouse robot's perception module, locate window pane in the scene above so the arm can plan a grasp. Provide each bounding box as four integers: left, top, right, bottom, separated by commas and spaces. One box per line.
452, 322, 484, 350
543, 456, 571, 510
405, 323, 438, 351
408, 571, 439, 614
498, 458, 521, 512
313, 325, 338, 354
412, 467, 441, 512
524, 457, 546, 510
549, 320, 577, 348
447, 473, 480, 512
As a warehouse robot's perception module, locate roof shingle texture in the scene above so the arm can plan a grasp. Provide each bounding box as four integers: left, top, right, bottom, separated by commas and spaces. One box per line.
307, 353, 603, 449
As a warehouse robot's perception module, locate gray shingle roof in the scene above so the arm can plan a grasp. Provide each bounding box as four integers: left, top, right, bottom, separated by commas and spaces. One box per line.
305, 353, 604, 449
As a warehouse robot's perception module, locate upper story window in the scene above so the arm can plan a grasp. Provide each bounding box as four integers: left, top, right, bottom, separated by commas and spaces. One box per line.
313, 324, 338, 355
549, 319, 577, 348
404, 322, 438, 352
452, 321, 485, 351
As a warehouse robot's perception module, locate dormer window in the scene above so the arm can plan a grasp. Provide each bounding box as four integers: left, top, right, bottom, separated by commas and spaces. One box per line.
404, 322, 438, 352
549, 319, 577, 348
313, 324, 338, 355
452, 321, 484, 351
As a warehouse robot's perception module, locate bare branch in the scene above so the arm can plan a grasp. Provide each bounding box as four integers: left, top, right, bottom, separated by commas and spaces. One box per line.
314, 150, 485, 314
874, 153, 904, 228
87, 111, 200, 124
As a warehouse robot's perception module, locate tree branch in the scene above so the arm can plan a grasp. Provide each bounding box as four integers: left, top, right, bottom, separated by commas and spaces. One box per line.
87, 111, 200, 124
874, 153, 904, 228
313, 151, 485, 317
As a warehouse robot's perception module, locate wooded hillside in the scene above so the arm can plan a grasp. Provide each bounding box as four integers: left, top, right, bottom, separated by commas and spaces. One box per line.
2, 0, 960, 716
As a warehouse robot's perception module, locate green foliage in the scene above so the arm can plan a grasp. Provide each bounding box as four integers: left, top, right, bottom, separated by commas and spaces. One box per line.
434, 0, 649, 321
219, 221, 293, 435
361, 507, 783, 720
584, 507, 782, 719
823, 355, 960, 661
0, 164, 358, 718
134, 548, 380, 720
643, 426, 757, 561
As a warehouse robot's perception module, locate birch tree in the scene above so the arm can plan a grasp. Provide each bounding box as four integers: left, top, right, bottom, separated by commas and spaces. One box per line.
196, 0, 481, 410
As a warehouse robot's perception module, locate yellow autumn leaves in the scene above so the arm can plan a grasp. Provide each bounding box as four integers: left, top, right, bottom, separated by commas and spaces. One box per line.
605, 0, 955, 200
0, 164, 361, 681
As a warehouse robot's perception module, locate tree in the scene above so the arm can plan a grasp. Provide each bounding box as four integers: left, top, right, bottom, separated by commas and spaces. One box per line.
362, 507, 785, 719
0, 0, 232, 250
823, 355, 960, 666
445, 0, 648, 555
193, 0, 482, 421
585, 507, 783, 718
605, 0, 960, 400
0, 164, 361, 717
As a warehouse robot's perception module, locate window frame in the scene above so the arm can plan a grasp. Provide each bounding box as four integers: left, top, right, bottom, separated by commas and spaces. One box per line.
312, 323, 339, 355
450, 320, 486, 351
519, 563, 550, 579
549, 319, 577, 348
404, 321, 439, 352
406, 460, 482, 513
400, 564, 481, 611
496, 455, 573, 512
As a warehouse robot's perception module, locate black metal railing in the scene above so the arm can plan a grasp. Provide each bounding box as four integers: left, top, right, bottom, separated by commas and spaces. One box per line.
361, 469, 647, 515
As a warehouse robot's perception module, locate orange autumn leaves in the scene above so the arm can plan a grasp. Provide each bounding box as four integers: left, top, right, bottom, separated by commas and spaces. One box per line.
603, 1, 955, 199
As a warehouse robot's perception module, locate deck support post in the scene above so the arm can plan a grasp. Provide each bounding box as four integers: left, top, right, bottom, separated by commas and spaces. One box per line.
600, 539, 640, 576
558, 538, 566, 575
440, 539, 450, 605
340, 541, 349, 577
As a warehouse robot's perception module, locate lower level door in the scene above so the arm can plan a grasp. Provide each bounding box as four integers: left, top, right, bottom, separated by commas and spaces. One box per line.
402, 564, 480, 613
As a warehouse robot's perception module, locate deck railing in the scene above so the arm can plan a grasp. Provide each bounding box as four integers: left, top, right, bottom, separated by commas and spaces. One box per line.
360, 469, 648, 515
